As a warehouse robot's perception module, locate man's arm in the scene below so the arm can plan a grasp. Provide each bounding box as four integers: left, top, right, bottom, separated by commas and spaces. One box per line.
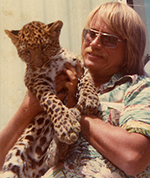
81, 115, 150, 176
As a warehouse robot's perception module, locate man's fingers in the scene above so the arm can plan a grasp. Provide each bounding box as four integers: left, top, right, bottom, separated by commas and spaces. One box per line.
76, 61, 83, 78
55, 71, 68, 85
57, 93, 66, 101
55, 62, 82, 101
56, 81, 67, 93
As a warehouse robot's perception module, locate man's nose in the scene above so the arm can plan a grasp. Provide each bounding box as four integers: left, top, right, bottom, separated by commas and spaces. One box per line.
90, 35, 102, 48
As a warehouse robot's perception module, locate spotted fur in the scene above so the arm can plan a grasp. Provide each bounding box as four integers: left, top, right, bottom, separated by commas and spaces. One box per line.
2, 20, 101, 178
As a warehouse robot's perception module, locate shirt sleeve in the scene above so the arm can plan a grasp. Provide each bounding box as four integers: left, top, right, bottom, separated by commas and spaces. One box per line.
119, 76, 150, 138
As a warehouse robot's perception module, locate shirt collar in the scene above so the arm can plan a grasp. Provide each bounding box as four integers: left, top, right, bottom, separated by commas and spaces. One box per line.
96, 73, 138, 94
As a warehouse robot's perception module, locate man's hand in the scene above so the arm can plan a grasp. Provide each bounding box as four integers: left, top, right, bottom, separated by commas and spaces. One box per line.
55, 62, 83, 108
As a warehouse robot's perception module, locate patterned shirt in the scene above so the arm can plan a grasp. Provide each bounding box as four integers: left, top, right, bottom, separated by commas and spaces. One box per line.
42, 73, 150, 178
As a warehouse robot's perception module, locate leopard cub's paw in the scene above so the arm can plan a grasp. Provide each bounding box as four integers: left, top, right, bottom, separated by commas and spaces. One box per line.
53, 108, 81, 144
77, 93, 100, 115
46, 136, 69, 167
84, 95, 101, 115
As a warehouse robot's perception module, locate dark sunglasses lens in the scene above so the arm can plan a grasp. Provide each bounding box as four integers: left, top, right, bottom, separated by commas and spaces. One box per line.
83, 29, 97, 42
89, 30, 96, 39
101, 35, 118, 48
83, 29, 87, 39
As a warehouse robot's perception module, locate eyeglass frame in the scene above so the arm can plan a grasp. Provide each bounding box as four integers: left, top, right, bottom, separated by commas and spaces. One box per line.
82, 28, 123, 48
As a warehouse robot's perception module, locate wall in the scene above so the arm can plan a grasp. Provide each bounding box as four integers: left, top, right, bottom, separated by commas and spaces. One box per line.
0, 0, 117, 129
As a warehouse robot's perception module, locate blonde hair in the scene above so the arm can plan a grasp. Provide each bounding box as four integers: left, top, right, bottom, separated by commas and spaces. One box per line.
83, 2, 146, 75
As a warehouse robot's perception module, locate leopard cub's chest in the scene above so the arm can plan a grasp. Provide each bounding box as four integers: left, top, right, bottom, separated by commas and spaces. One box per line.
47, 48, 79, 80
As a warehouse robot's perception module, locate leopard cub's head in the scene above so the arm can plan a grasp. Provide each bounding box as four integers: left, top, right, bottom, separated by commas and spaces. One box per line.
5, 20, 63, 69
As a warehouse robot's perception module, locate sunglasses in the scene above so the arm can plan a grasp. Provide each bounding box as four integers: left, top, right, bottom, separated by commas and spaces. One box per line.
82, 28, 123, 48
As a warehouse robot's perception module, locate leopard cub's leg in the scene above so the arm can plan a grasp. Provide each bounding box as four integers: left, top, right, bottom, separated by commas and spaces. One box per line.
1, 113, 52, 178
76, 69, 101, 116
40, 93, 81, 144
26, 72, 81, 144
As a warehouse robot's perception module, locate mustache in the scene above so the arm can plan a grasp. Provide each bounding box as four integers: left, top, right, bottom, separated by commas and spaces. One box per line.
84, 47, 107, 58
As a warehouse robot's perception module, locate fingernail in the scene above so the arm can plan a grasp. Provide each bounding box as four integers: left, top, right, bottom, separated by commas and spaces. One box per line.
63, 68, 67, 72
65, 62, 70, 66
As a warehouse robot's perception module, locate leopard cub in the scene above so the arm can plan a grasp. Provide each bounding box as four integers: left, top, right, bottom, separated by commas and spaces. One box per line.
2, 20, 100, 178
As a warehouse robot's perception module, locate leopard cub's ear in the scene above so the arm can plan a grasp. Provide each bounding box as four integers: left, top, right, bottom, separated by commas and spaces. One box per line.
47, 20, 63, 34
5, 29, 19, 46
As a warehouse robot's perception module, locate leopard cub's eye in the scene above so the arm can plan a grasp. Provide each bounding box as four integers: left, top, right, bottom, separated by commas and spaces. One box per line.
21, 49, 31, 56
18, 44, 30, 54
41, 44, 48, 50
18, 46, 31, 62
42, 44, 51, 53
